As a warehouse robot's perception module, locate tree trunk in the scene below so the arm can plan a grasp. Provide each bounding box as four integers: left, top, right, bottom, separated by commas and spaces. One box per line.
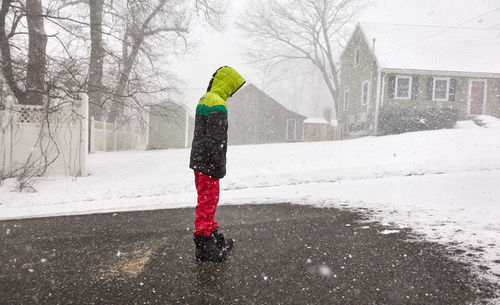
26, 0, 47, 105
107, 35, 143, 122
0, 0, 27, 104
88, 0, 104, 119
107, 0, 167, 122
318, 13, 339, 117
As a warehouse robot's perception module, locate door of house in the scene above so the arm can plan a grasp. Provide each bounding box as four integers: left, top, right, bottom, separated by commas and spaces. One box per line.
469, 80, 486, 116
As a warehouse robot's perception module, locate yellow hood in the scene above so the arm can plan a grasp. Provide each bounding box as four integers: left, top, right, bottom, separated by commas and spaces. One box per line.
207, 66, 246, 101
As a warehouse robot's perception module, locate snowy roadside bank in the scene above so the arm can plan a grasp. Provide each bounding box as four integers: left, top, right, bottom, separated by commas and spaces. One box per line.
1, 119, 500, 283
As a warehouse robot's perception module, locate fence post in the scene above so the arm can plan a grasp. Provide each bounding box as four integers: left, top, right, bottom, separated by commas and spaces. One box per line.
89, 116, 95, 153
103, 118, 107, 151
126, 123, 131, 150
184, 105, 189, 148
113, 122, 117, 151
6, 98, 13, 174
136, 122, 141, 150
78, 94, 88, 176
0, 99, 12, 174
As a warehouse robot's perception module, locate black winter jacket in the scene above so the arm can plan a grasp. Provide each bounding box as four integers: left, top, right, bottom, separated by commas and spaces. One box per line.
189, 66, 245, 178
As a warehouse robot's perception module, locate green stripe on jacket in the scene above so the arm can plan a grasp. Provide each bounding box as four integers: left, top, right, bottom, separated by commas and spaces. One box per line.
196, 104, 227, 117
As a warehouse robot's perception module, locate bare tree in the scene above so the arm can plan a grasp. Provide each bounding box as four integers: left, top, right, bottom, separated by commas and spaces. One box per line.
194, 0, 226, 29
0, 0, 51, 106
106, 0, 190, 122
239, 0, 364, 117
26, 0, 47, 105
0, 0, 226, 189
60, 0, 225, 122
0, 0, 88, 190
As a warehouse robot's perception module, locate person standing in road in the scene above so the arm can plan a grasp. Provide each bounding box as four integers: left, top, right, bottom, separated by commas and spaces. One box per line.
189, 66, 245, 261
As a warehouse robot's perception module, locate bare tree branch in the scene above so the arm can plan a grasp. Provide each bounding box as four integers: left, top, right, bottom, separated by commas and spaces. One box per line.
239, 0, 365, 118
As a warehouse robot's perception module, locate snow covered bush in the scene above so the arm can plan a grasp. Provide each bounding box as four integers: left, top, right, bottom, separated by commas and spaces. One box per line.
378, 106, 458, 135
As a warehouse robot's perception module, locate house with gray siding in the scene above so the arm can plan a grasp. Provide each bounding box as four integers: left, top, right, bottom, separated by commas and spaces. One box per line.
228, 84, 306, 145
338, 22, 500, 139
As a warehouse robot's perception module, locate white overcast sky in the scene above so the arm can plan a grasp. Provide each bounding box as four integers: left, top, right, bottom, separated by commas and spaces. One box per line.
170, 0, 500, 118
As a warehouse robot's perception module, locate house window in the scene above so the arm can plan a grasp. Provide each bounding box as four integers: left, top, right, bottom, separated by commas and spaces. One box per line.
361, 81, 370, 105
433, 77, 450, 101
344, 91, 349, 111
286, 119, 297, 140
354, 49, 360, 66
265, 120, 272, 133
395, 76, 412, 99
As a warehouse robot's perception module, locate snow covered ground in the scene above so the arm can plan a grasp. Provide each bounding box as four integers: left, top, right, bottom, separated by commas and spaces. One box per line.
1, 116, 500, 283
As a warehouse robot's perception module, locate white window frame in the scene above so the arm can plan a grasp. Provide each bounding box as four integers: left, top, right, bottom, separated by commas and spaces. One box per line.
354, 48, 360, 66
433, 77, 450, 101
286, 119, 297, 140
394, 75, 413, 100
361, 81, 370, 106
344, 91, 349, 111
395, 76, 412, 100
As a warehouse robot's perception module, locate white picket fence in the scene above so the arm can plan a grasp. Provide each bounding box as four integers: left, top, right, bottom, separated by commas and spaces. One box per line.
89, 117, 147, 152
0, 96, 88, 177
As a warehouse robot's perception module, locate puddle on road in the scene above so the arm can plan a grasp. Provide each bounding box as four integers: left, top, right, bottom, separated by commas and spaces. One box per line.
97, 237, 168, 281
99, 248, 153, 280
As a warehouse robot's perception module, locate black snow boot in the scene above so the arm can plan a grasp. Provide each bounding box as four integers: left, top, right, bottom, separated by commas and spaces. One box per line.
194, 234, 228, 262
212, 229, 234, 253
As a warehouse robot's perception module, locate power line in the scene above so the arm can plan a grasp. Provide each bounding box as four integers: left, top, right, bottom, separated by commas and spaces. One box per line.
249, 8, 500, 85
379, 7, 500, 57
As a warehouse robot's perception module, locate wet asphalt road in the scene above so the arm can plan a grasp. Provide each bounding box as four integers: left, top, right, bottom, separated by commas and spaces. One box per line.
0, 203, 497, 305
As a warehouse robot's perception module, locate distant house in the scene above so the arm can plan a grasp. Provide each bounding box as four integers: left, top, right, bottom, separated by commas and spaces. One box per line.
147, 100, 194, 149
228, 84, 306, 145
339, 22, 500, 138
304, 108, 338, 142
303, 118, 330, 142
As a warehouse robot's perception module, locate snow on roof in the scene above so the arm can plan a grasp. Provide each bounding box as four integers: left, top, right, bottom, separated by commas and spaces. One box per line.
359, 22, 500, 75
304, 117, 330, 124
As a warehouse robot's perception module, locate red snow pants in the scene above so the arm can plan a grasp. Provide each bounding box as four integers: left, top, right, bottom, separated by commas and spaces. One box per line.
194, 170, 220, 237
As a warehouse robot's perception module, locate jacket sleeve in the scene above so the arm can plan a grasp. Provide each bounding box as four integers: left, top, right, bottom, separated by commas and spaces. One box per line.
205, 110, 228, 164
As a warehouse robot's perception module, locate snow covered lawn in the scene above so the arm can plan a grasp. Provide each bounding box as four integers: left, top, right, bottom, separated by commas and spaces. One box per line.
1, 117, 500, 281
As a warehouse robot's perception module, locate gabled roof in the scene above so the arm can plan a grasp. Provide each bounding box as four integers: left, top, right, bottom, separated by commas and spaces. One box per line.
358, 22, 500, 75
150, 100, 194, 118
235, 83, 307, 119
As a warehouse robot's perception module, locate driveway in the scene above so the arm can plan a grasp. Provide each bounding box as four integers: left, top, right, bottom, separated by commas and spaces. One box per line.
0, 204, 497, 304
